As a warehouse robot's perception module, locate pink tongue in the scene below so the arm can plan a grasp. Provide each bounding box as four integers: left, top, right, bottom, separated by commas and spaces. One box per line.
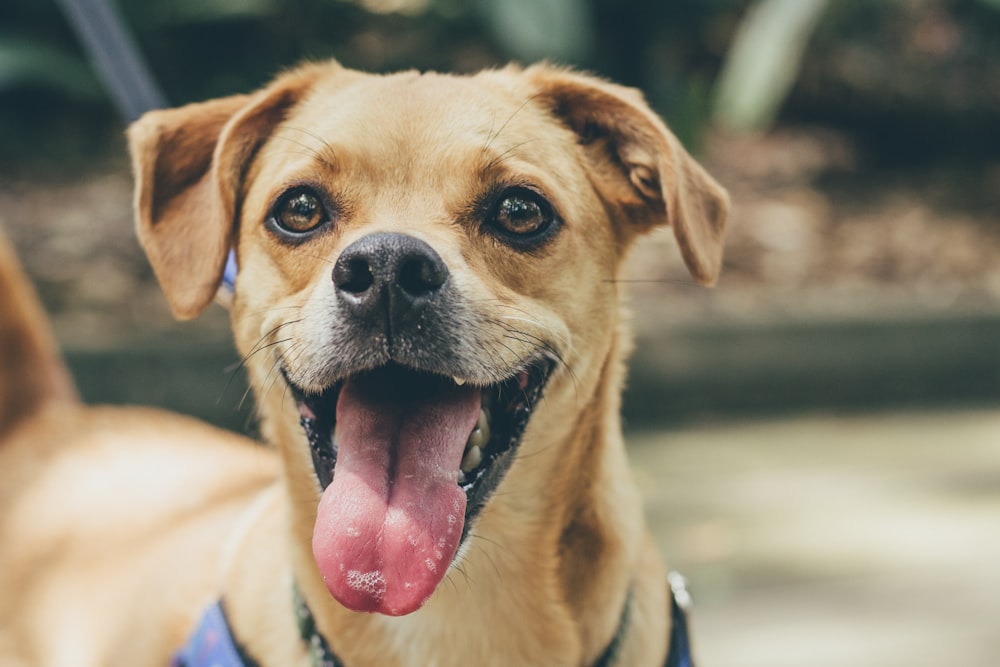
312, 369, 479, 616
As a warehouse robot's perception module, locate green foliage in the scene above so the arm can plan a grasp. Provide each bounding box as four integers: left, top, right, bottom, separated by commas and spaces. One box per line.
713, 0, 830, 132
0, 0, 993, 173
0, 35, 101, 99
477, 0, 593, 64
139, 0, 282, 27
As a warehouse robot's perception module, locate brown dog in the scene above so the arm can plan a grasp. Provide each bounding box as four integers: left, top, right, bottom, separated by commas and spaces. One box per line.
0, 60, 728, 666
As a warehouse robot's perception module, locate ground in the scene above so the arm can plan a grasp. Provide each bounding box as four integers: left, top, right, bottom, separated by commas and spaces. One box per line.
634, 409, 1000, 667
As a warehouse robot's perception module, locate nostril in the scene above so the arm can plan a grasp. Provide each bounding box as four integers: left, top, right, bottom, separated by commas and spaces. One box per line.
333, 233, 449, 317
334, 256, 375, 295
399, 254, 447, 297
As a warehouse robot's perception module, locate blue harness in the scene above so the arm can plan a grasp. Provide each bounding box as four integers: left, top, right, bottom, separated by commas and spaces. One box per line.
174, 575, 695, 667
172, 602, 259, 667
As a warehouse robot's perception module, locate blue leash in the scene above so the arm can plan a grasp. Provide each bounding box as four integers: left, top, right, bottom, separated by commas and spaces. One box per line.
53, 0, 166, 122
55, 0, 240, 309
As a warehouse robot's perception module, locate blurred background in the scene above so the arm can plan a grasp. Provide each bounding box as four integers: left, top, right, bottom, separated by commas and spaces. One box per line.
1, 0, 998, 664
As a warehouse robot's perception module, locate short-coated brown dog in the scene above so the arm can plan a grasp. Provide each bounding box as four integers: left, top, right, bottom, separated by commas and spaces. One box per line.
0, 60, 728, 667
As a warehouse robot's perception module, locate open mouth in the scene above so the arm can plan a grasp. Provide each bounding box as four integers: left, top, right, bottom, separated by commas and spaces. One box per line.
287, 359, 554, 616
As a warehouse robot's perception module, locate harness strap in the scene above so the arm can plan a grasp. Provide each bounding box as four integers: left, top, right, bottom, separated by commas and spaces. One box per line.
178, 574, 695, 667
591, 588, 633, 667
293, 585, 345, 667
172, 602, 260, 667
665, 572, 695, 667
54, 0, 166, 122
291, 574, 695, 667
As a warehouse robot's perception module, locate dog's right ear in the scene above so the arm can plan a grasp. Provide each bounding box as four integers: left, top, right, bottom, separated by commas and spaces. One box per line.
525, 65, 730, 286
127, 65, 324, 319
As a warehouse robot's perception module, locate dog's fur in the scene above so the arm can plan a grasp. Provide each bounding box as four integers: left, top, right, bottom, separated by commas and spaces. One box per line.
0, 60, 728, 667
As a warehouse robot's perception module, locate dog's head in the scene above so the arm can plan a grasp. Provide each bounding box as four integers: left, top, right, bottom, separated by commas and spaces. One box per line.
128, 61, 728, 617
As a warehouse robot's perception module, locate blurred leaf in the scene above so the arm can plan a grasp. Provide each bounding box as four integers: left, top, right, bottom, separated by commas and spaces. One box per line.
348, 0, 432, 16
478, 0, 593, 64
712, 0, 830, 132
977, 0, 1000, 10
140, 0, 280, 27
0, 36, 101, 100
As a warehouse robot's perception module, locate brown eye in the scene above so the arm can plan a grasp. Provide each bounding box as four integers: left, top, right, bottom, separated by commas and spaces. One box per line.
491, 189, 554, 237
271, 188, 328, 236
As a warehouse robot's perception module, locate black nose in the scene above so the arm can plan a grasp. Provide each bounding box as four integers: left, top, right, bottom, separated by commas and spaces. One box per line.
333, 232, 449, 329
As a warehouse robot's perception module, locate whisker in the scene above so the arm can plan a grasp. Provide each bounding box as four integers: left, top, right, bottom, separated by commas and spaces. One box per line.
489, 320, 579, 400
603, 278, 701, 286
219, 321, 301, 403
269, 135, 332, 169
495, 316, 571, 353
480, 139, 541, 174
238, 337, 294, 411
282, 125, 338, 166
479, 94, 541, 169
271, 128, 337, 171
295, 251, 336, 267
468, 535, 504, 581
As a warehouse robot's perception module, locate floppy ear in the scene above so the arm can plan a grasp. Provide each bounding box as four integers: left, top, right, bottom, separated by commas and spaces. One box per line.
127, 65, 325, 318
525, 66, 730, 285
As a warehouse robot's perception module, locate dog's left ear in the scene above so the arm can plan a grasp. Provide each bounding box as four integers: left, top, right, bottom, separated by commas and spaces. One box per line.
127, 64, 326, 318
525, 66, 730, 285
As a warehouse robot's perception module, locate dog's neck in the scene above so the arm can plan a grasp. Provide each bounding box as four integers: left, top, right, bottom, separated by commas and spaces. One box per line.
291, 580, 638, 667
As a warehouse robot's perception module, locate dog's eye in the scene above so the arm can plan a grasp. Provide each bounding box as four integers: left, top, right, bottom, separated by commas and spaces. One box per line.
490, 189, 554, 238
271, 188, 328, 236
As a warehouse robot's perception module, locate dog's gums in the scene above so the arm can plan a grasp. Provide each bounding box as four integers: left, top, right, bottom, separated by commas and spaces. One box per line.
287, 360, 553, 615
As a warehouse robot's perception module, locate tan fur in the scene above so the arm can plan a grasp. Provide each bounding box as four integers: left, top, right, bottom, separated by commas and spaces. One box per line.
0, 234, 76, 437
0, 60, 728, 666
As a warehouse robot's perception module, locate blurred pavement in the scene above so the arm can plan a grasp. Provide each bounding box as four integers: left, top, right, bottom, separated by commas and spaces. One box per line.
631, 409, 1000, 667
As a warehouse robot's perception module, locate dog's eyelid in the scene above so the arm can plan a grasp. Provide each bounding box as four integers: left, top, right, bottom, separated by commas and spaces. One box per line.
482, 180, 558, 214
269, 181, 339, 211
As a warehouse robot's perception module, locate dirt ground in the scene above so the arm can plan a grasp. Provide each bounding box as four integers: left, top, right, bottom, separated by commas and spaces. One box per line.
634, 409, 1000, 667
628, 129, 1000, 330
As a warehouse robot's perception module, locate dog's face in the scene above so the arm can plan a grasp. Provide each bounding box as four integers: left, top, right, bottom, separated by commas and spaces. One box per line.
128, 61, 727, 618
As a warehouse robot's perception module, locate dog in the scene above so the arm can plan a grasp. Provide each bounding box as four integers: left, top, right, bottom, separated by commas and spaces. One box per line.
0, 59, 728, 666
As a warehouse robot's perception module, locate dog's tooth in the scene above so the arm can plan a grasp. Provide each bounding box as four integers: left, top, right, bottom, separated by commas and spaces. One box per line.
467, 424, 488, 452
477, 408, 490, 431
461, 445, 483, 473
453, 376, 467, 386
